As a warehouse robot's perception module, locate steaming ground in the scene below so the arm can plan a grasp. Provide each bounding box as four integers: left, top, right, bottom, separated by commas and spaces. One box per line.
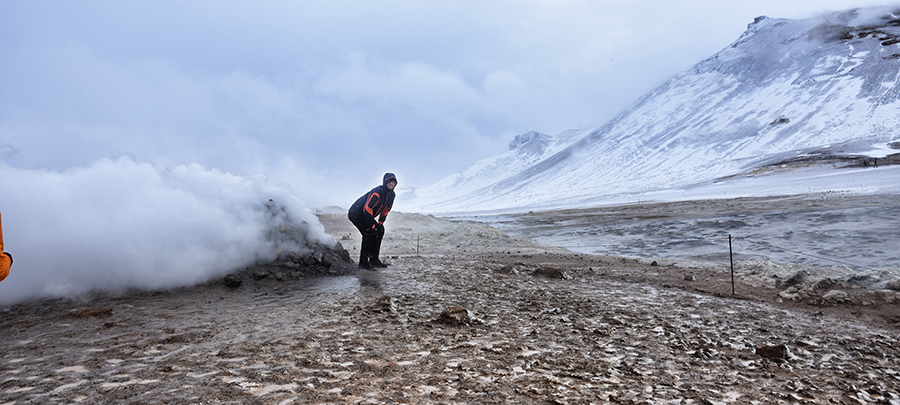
2, 195, 900, 404
0, 158, 336, 305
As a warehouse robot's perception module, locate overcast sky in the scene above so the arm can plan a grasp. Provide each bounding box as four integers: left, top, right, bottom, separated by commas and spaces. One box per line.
0, 0, 893, 206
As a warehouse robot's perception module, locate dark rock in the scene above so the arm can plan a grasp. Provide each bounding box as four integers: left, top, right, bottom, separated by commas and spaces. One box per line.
813, 278, 838, 290
279, 261, 300, 269
784, 271, 811, 287
224, 274, 242, 288
321, 254, 334, 268
650, 261, 658, 266
333, 242, 353, 263
756, 344, 791, 361
434, 307, 471, 326
534, 267, 569, 279
769, 117, 790, 126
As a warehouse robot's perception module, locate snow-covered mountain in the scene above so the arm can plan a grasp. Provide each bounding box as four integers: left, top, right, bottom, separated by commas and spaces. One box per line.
398, 128, 589, 202
403, 5, 900, 213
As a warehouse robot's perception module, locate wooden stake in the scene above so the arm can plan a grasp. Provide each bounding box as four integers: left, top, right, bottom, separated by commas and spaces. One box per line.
729, 234, 735, 295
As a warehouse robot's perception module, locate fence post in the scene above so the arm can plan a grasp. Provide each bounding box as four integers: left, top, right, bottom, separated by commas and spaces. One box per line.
729, 234, 735, 295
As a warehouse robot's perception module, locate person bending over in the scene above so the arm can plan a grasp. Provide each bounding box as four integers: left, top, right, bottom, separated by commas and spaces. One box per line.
348, 173, 397, 270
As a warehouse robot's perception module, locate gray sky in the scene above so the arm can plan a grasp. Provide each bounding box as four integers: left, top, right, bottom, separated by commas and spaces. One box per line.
0, 0, 892, 206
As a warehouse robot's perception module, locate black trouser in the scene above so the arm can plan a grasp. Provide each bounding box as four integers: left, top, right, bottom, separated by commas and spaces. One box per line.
348, 213, 384, 265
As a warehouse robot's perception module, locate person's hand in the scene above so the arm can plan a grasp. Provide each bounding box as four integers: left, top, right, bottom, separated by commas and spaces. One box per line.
365, 227, 379, 238
376, 223, 385, 233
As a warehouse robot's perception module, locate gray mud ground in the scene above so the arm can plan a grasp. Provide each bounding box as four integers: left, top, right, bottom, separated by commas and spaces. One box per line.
455, 193, 900, 275
2, 194, 900, 404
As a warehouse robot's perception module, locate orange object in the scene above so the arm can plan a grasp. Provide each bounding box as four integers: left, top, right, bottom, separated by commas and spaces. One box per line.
0, 212, 10, 282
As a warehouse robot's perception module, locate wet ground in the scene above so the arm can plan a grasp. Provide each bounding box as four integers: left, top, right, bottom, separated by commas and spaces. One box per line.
458, 193, 900, 273
2, 195, 900, 404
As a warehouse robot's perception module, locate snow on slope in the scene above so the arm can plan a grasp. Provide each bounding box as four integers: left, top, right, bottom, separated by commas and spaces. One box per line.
401, 128, 589, 202
403, 6, 900, 213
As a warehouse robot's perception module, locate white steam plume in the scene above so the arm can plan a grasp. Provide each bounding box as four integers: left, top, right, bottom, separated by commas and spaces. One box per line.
0, 157, 335, 305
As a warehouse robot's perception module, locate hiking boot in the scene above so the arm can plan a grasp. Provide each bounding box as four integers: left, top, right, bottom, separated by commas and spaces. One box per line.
370, 259, 388, 268
358, 261, 375, 270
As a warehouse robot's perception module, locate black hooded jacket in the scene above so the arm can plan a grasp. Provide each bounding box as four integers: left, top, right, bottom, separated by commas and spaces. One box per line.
348, 173, 397, 229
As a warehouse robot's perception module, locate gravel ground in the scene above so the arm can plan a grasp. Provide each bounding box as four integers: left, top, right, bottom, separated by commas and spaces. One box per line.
2, 198, 899, 404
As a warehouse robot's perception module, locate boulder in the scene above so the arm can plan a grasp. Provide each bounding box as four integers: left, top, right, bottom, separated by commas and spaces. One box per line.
303, 254, 317, 265
756, 344, 791, 361
224, 274, 242, 288
333, 242, 353, 263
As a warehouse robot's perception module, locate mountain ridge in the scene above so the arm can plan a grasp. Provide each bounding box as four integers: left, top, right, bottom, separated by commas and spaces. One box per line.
403, 6, 900, 213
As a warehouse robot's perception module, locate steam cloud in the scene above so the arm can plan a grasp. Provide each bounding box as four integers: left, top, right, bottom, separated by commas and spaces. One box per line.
0, 157, 335, 305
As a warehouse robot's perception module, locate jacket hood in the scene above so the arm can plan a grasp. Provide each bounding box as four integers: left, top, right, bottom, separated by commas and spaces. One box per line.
383, 173, 397, 188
